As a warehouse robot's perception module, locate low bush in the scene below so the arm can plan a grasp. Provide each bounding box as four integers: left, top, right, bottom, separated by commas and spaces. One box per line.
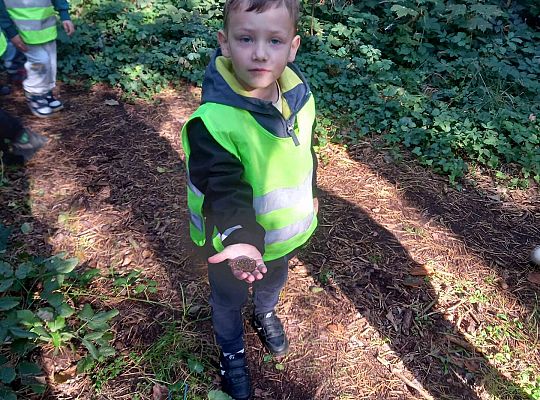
58, 0, 540, 184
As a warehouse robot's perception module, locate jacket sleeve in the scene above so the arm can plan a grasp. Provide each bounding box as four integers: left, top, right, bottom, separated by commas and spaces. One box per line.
186, 118, 266, 255
0, 3, 17, 39
51, 0, 71, 21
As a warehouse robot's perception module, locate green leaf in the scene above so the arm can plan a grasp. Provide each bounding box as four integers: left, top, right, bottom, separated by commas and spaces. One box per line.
47, 316, 66, 333
0, 296, 20, 311
188, 358, 204, 374
82, 339, 100, 360
31, 326, 51, 341
11, 338, 37, 356
0, 366, 16, 384
91, 309, 119, 324
208, 390, 234, 400
20, 222, 33, 234
83, 332, 104, 341
9, 327, 38, 339
78, 304, 94, 321
41, 292, 64, 307
0, 223, 12, 252
15, 262, 33, 280
30, 384, 47, 394
56, 303, 75, 318
46, 257, 78, 274
87, 321, 109, 331
275, 363, 285, 371
18, 361, 41, 376
78, 268, 100, 284
50, 331, 62, 348
0, 278, 15, 292
467, 16, 491, 32
390, 5, 418, 18
97, 345, 116, 358
77, 356, 95, 373
0, 326, 9, 342
43, 276, 61, 293
0, 261, 13, 278
0, 387, 16, 400
17, 310, 39, 326
134, 284, 147, 294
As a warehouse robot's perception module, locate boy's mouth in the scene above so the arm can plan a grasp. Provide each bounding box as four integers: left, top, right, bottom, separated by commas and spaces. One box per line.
249, 68, 271, 72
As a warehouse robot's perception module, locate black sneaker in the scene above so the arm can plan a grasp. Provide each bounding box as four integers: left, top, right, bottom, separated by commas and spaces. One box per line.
219, 350, 252, 400
7, 129, 48, 164
252, 311, 289, 356
26, 93, 53, 118
45, 91, 64, 112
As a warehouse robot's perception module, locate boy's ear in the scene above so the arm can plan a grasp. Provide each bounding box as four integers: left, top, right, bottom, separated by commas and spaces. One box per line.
288, 34, 301, 63
217, 29, 231, 57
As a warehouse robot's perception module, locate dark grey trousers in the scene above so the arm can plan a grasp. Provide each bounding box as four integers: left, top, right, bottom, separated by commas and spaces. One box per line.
208, 255, 289, 353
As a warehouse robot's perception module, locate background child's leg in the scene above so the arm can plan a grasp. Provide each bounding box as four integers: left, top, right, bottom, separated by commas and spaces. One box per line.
252, 256, 289, 314
2, 42, 26, 84
208, 260, 249, 353
44, 41, 56, 92
22, 44, 52, 95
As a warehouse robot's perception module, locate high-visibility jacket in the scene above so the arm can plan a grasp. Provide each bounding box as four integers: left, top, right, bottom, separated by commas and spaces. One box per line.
0, 30, 7, 56
182, 97, 318, 261
4, 0, 57, 44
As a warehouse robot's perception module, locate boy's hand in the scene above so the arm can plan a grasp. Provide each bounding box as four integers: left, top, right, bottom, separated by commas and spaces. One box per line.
63, 20, 75, 36
313, 197, 319, 214
10, 35, 28, 52
208, 244, 267, 283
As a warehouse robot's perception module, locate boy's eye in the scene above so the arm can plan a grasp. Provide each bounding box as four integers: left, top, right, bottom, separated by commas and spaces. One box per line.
239, 37, 252, 43
270, 39, 282, 45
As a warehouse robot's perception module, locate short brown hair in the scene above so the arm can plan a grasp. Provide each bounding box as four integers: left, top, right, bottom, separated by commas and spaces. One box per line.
223, 0, 300, 31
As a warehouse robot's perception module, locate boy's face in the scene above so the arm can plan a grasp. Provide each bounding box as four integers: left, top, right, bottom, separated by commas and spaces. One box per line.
218, 2, 300, 101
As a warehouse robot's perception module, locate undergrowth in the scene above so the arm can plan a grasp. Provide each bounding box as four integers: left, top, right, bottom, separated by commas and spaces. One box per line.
58, 0, 540, 185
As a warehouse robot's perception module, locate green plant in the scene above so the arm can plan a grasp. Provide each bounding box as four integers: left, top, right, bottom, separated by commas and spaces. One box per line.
57, 0, 540, 184
92, 356, 128, 392
138, 323, 215, 399
0, 223, 118, 399
112, 269, 158, 297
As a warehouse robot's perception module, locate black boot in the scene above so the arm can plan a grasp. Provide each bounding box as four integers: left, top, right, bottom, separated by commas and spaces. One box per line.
252, 310, 289, 356
219, 349, 252, 400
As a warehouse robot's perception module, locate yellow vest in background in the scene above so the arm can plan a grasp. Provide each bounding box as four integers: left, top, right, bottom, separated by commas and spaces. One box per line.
4, 0, 57, 44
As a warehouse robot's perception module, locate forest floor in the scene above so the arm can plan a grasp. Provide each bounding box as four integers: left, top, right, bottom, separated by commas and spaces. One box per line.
1, 82, 539, 400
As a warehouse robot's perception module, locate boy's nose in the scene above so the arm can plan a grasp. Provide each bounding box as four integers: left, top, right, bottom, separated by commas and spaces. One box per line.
253, 43, 268, 61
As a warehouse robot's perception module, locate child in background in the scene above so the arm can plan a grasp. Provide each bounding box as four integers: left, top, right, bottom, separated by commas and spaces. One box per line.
0, 30, 47, 164
181, 0, 318, 398
0, 0, 74, 117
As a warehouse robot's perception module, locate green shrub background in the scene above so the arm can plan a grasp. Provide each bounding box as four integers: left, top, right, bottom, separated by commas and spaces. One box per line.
58, 0, 540, 185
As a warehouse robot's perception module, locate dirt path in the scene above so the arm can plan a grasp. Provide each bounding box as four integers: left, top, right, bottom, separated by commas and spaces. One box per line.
1, 84, 539, 400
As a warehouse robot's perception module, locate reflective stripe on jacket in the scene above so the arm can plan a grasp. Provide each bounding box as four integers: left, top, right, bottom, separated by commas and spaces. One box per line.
5, 0, 56, 44
0, 30, 7, 56
182, 97, 317, 261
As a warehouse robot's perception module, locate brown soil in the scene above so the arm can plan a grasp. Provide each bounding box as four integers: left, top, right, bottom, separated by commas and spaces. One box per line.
229, 256, 258, 273
1, 82, 539, 400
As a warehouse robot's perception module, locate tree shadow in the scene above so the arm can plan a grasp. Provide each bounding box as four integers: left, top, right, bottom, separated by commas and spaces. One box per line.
346, 142, 539, 320
281, 187, 533, 399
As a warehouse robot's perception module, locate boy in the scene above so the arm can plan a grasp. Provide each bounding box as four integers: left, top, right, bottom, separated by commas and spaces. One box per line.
181, 0, 318, 398
0, 30, 48, 164
0, 0, 75, 118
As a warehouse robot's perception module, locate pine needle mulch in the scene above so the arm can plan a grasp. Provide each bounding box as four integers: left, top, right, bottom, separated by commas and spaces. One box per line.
1, 83, 539, 400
